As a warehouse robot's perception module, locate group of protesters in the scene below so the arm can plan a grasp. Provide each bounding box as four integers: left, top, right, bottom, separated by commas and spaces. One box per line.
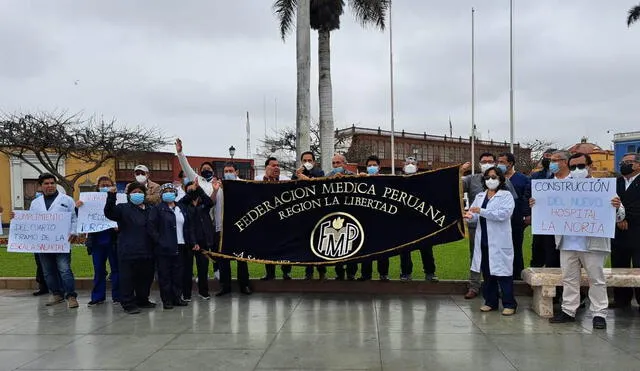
17, 139, 640, 329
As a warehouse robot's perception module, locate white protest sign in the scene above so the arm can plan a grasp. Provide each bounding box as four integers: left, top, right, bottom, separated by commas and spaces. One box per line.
77, 192, 127, 233
8, 211, 72, 253
532, 178, 616, 238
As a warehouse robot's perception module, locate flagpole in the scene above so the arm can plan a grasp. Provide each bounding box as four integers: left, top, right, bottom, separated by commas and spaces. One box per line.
509, 0, 514, 153
389, 0, 396, 175
471, 7, 476, 175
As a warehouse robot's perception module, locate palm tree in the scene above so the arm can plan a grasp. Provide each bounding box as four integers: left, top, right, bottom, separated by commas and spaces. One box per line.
628, 4, 640, 26
274, 0, 389, 172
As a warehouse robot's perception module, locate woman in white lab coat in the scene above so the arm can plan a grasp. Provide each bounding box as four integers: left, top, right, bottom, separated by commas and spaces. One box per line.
465, 167, 517, 315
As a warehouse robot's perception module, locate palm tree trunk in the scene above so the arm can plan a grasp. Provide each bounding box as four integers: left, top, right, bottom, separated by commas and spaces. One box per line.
318, 29, 334, 173
295, 0, 311, 166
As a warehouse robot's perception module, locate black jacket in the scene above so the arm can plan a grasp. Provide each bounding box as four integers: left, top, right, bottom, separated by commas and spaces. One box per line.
292, 167, 325, 180
147, 201, 196, 256
178, 188, 215, 248
617, 175, 640, 228
103, 192, 153, 260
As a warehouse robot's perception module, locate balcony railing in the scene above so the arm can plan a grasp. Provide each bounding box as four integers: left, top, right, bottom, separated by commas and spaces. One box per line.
613, 131, 640, 141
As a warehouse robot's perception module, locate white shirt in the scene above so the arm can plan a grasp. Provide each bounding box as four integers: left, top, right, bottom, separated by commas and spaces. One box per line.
560, 235, 588, 252
214, 188, 223, 232
177, 151, 214, 197
174, 205, 185, 244
625, 174, 638, 190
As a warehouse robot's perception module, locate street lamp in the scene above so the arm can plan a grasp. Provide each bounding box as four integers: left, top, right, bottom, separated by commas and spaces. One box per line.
229, 146, 236, 159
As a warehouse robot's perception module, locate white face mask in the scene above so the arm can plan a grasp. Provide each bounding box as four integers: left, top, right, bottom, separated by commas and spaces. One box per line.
135, 175, 147, 184
485, 178, 500, 190
480, 163, 495, 173
303, 162, 314, 171
404, 164, 417, 174
570, 168, 589, 179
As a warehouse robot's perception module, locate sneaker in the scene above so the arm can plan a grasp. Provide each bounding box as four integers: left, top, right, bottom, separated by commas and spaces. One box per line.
32, 289, 49, 296
174, 299, 188, 307
346, 275, 356, 281
215, 288, 231, 297
137, 301, 157, 309
549, 311, 575, 323
199, 293, 211, 300
357, 277, 371, 281
283, 274, 292, 280
213, 270, 220, 280
502, 308, 516, 316
318, 272, 326, 281
593, 316, 607, 329
45, 295, 65, 306
182, 296, 192, 303
260, 275, 275, 281
67, 297, 79, 309
87, 300, 105, 307
425, 274, 439, 283
240, 286, 253, 295
163, 302, 174, 310
124, 306, 141, 314
464, 290, 478, 299
379, 275, 390, 282
480, 305, 494, 312
399, 274, 412, 282
112, 299, 120, 304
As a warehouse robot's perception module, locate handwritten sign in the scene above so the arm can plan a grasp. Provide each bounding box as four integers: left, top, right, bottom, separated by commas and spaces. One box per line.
8, 211, 72, 253
532, 178, 616, 238
77, 192, 127, 233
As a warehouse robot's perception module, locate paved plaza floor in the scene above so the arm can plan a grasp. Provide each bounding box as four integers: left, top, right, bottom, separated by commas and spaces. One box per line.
0, 290, 639, 371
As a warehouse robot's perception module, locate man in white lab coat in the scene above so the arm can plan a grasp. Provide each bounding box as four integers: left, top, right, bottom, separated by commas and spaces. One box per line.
28, 173, 79, 308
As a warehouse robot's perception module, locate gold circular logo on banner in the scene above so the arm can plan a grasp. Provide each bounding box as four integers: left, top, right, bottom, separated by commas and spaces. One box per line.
310, 212, 365, 261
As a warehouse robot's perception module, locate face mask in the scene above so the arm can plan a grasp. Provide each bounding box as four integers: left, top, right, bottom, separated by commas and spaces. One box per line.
182, 178, 190, 186
35, 192, 43, 198
367, 166, 379, 175
541, 158, 550, 170
201, 170, 213, 181
620, 163, 635, 176
404, 164, 417, 174
549, 162, 560, 174
162, 192, 177, 203
570, 168, 589, 179
224, 173, 237, 180
187, 189, 199, 197
135, 175, 147, 184
303, 162, 314, 171
480, 163, 494, 173
497, 164, 508, 174
129, 193, 145, 205
99, 187, 110, 193
485, 178, 500, 190
333, 167, 344, 174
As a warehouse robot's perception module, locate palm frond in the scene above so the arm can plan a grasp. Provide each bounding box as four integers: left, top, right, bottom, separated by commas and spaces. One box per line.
628, 5, 640, 27
349, 0, 389, 30
273, 0, 298, 40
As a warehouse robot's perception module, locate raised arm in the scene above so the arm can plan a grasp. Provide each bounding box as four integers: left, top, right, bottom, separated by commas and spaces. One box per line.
103, 188, 122, 221
175, 138, 198, 182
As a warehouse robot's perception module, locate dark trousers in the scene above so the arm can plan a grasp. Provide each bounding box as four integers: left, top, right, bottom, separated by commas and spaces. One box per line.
530, 234, 547, 268
400, 245, 436, 276
157, 254, 183, 304
219, 259, 250, 290
611, 229, 640, 305
335, 263, 358, 279
264, 264, 291, 278
119, 258, 154, 309
480, 247, 516, 309
360, 258, 390, 279
181, 244, 210, 298
34, 254, 48, 292
91, 243, 120, 302
511, 223, 525, 280
305, 265, 327, 277
400, 251, 413, 275
532, 234, 559, 267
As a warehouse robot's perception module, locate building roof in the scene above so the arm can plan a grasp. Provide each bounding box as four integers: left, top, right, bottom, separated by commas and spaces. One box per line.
568, 137, 611, 154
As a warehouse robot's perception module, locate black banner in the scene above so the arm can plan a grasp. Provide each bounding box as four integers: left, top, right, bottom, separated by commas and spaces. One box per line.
214, 166, 466, 265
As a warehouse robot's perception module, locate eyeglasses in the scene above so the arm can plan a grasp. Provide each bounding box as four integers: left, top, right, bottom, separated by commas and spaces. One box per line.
483, 175, 498, 180
569, 164, 587, 171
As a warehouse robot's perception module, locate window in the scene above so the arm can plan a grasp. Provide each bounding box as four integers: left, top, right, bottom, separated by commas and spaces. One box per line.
628, 145, 637, 153
377, 141, 385, 159
117, 160, 127, 170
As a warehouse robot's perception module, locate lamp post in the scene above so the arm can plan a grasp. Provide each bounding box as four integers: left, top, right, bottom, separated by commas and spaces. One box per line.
229, 146, 236, 159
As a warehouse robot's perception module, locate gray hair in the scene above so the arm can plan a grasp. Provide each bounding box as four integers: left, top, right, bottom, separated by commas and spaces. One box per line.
623, 152, 640, 162
333, 153, 347, 163
551, 150, 570, 160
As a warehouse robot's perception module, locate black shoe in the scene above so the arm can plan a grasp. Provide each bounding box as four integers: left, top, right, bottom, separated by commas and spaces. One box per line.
174, 299, 188, 307
357, 277, 371, 281
379, 275, 390, 282
608, 301, 631, 309
32, 289, 48, 296
549, 311, 575, 323
215, 288, 231, 297
163, 302, 174, 310
283, 274, 292, 280
304, 274, 313, 280
87, 300, 105, 307
240, 286, 253, 295
335, 276, 345, 281
346, 275, 356, 281
260, 276, 275, 281
137, 301, 157, 308
124, 306, 141, 314
593, 316, 607, 329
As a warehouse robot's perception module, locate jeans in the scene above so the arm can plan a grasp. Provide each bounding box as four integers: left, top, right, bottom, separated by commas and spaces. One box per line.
34, 254, 48, 291
39, 253, 76, 299
91, 243, 120, 302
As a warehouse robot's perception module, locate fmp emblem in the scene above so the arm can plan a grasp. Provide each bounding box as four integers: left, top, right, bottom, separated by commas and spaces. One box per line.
310, 212, 364, 260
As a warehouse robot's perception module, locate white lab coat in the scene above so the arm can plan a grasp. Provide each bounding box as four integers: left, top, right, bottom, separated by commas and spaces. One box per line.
469, 190, 515, 277
29, 192, 78, 236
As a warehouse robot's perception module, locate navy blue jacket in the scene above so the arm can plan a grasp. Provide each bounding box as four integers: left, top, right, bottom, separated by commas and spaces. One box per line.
509, 172, 531, 223
292, 167, 325, 180
178, 188, 215, 248
103, 192, 153, 260
147, 202, 196, 256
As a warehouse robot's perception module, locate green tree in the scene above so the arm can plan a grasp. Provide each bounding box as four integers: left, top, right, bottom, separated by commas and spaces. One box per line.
628, 4, 640, 26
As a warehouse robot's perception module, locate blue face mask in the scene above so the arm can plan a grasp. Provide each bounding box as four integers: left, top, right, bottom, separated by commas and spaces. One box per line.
333, 167, 344, 174
549, 162, 560, 174
99, 187, 110, 193
224, 173, 236, 180
497, 164, 508, 174
129, 193, 145, 205
35, 192, 43, 198
162, 192, 177, 203
367, 166, 379, 175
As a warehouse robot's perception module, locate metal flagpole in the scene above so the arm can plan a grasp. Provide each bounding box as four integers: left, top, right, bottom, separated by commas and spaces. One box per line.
509, 0, 514, 153
471, 7, 476, 175
389, 0, 396, 175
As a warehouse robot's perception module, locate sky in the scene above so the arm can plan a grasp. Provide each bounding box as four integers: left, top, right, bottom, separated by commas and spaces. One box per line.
1, 0, 639, 159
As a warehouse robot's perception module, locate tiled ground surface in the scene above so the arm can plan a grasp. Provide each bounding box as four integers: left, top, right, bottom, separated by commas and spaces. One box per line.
0, 290, 639, 371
